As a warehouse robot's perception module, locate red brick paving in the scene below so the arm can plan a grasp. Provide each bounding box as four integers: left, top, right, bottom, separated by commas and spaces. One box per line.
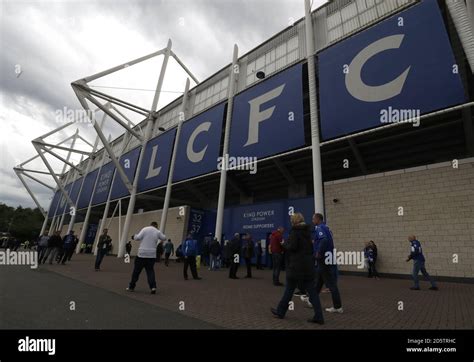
41, 254, 474, 329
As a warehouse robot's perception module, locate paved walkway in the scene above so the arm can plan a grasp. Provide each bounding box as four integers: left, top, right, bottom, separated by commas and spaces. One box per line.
13, 254, 474, 329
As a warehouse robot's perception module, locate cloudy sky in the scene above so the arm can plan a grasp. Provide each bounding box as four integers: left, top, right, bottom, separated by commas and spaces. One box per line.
0, 0, 326, 210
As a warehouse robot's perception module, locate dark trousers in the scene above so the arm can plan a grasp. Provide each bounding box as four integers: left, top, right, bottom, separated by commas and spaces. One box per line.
37, 246, 47, 263
368, 261, 378, 278
95, 249, 107, 269
272, 254, 283, 284
60, 248, 73, 264
129, 256, 156, 289
244, 257, 252, 277
229, 260, 239, 278
256, 255, 263, 269
277, 277, 324, 322
412, 260, 437, 288
68, 247, 75, 261
183, 256, 198, 279
315, 264, 342, 309
164, 252, 171, 266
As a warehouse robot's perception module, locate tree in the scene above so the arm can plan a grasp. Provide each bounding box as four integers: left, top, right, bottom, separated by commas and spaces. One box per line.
0, 203, 44, 242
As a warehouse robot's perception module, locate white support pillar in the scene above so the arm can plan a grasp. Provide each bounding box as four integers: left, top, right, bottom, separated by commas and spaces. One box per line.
91, 135, 114, 255
118, 39, 173, 257
57, 171, 75, 233
74, 114, 107, 253
95, 121, 132, 255
118, 199, 122, 251
305, 0, 325, 216
36, 133, 78, 234
214, 44, 239, 242
66, 154, 84, 235
159, 78, 190, 233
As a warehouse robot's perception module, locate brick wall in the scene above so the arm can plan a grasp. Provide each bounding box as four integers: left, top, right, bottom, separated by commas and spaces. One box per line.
324, 158, 474, 278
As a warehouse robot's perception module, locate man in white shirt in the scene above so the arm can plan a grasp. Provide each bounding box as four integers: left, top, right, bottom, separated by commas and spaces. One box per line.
126, 222, 166, 294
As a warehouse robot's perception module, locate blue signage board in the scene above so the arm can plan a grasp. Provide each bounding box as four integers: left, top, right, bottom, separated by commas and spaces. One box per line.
173, 103, 225, 182
69, 177, 83, 207
137, 128, 176, 193
77, 168, 99, 210
318, 0, 466, 140
110, 146, 141, 200
91, 161, 115, 206
56, 182, 72, 216
229, 63, 305, 159
48, 190, 61, 218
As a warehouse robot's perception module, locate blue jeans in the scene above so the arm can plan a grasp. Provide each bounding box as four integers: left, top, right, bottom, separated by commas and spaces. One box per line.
277, 277, 324, 322
412, 260, 436, 288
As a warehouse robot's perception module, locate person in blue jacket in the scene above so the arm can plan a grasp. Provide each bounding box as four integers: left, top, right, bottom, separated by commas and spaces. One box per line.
182, 234, 201, 280
312, 213, 343, 313
406, 235, 438, 291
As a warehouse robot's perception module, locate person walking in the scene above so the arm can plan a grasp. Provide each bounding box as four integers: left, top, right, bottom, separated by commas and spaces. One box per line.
228, 233, 241, 279
95, 228, 112, 271
37, 231, 50, 264
126, 222, 166, 294
209, 238, 221, 271
313, 213, 343, 314
42, 231, 62, 264
242, 233, 254, 278
255, 240, 263, 270
271, 213, 324, 324
125, 240, 132, 256
269, 226, 284, 286
182, 234, 201, 280
156, 240, 164, 263
164, 239, 174, 266
406, 235, 438, 291
60, 230, 78, 265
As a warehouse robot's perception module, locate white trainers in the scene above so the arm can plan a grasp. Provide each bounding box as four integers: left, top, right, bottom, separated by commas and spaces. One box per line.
300, 295, 313, 307
325, 307, 343, 313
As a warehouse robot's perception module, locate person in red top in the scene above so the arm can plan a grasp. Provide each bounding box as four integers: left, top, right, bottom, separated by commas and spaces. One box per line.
270, 226, 285, 286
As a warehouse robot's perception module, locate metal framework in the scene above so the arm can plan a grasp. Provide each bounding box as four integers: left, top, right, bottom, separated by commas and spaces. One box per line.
71, 39, 200, 257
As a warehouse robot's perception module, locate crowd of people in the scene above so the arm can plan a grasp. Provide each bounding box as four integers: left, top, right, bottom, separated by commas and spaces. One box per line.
35, 230, 80, 265
28, 213, 439, 325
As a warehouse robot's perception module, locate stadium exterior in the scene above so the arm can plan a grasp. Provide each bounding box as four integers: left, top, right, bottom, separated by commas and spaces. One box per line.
16, 0, 474, 281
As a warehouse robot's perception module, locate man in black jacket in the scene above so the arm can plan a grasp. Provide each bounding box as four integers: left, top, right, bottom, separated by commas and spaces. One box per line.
242, 233, 254, 278
95, 228, 112, 271
41, 231, 63, 264
271, 213, 324, 324
228, 233, 241, 279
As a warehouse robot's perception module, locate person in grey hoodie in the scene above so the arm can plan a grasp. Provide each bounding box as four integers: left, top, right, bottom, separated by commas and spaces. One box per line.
37, 231, 50, 263
126, 222, 166, 294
